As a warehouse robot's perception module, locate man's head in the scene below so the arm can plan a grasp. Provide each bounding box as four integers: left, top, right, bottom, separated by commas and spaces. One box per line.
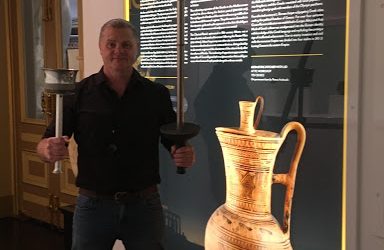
99, 18, 139, 75
99, 18, 139, 45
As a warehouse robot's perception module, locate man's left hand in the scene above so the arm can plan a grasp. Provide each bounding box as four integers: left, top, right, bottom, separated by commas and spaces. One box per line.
171, 145, 195, 167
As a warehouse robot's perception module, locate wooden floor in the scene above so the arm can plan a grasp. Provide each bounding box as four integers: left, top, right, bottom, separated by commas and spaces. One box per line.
0, 217, 65, 250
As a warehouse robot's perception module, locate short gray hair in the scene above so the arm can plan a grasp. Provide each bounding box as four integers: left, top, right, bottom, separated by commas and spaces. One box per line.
99, 18, 139, 43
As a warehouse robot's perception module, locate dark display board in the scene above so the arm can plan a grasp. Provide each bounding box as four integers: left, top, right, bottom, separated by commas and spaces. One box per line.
130, 0, 346, 249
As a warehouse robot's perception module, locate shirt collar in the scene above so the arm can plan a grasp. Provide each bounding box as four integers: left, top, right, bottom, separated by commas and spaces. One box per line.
94, 67, 143, 91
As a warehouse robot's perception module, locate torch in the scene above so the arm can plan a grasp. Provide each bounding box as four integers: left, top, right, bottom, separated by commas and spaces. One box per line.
42, 68, 78, 174
160, 0, 200, 174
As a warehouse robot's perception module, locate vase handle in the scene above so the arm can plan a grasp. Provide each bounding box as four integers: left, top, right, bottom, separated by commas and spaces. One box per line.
273, 121, 306, 235
253, 96, 264, 129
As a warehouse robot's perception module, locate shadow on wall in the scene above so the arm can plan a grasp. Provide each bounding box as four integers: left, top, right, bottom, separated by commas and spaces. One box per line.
112, 207, 203, 250
194, 61, 255, 204
163, 207, 203, 250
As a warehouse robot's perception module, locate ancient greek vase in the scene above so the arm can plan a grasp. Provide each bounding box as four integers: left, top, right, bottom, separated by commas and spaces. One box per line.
205, 96, 306, 249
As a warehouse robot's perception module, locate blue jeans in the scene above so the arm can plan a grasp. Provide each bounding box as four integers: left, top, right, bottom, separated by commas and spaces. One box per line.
72, 192, 165, 250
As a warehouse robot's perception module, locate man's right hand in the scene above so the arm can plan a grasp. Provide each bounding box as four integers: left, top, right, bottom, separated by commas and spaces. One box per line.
36, 136, 70, 163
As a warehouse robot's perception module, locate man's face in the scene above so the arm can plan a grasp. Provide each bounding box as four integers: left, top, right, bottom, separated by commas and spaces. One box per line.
99, 27, 139, 73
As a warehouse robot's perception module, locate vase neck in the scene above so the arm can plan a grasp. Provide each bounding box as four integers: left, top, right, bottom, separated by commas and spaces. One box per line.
239, 101, 256, 133
225, 168, 273, 214
238, 97, 263, 133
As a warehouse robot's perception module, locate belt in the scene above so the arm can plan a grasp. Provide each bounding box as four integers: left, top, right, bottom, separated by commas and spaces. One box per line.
79, 185, 158, 203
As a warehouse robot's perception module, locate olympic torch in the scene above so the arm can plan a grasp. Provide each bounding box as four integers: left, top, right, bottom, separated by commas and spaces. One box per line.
160, 0, 200, 174
42, 68, 78, 174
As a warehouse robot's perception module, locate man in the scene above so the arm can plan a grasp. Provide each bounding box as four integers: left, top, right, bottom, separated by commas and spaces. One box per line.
36, 18, 195, 250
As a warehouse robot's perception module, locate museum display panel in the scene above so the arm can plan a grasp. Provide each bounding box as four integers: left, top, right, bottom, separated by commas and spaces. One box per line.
128, 0, 346, 249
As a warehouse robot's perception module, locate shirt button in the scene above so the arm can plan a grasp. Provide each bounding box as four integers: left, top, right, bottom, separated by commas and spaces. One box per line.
108, 144, 118, 153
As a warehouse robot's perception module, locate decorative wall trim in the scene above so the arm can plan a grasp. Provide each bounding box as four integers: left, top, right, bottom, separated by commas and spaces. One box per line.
60, 159, 78, 196
22, 151, 48, 188
21, 132, 42, 143
23, 191, 49, 207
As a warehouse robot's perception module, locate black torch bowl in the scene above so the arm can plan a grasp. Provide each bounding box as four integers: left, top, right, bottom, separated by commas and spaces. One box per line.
160, 122, 200, 174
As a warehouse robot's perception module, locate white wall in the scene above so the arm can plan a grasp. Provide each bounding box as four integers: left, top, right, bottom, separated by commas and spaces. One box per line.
82, 0, 124, 77
358, 0, 384, 249
347, 0, 384, 249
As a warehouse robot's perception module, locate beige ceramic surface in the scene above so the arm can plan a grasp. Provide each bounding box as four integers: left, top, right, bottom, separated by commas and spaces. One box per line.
205, 96, 306, 250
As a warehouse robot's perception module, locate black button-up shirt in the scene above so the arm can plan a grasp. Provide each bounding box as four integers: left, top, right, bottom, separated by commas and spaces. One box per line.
43, 68, 176, 193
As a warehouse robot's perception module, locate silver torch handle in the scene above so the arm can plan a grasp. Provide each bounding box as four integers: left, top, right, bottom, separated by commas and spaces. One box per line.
53, 94, 64, 174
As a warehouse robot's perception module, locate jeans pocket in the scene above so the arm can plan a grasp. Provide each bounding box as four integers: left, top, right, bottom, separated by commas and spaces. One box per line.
76, 194, 97, 210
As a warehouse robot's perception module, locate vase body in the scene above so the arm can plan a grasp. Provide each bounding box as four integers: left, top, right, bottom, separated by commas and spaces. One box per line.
205, 98, 306, 250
